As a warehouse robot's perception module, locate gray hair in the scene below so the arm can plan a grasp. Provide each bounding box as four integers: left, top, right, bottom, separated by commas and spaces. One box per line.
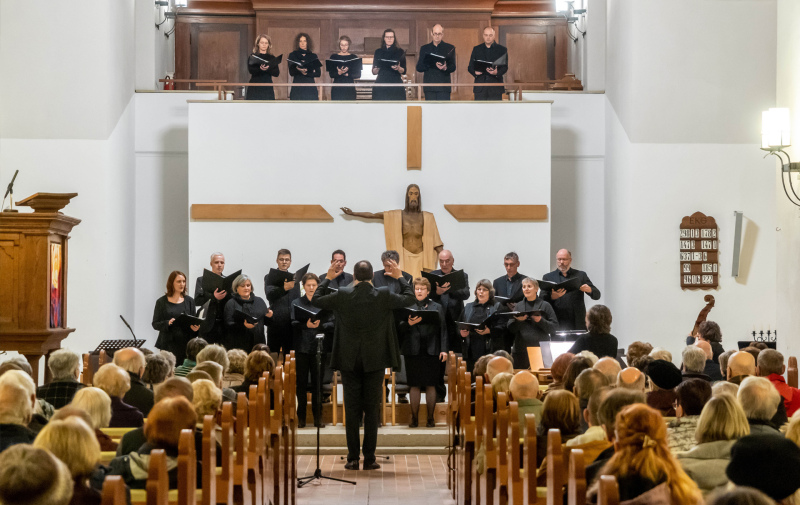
232, 274, 252, 292
682, 345, 707, 373
712, 381, 739, 398
757, 349, 784, 376
0, 382, 32, 425
70, 387, 112, 429
48, 349, 81, 380
92, 363, 130, 398
737, 376, 781, 421
380, 250, 400, 263
649, 347, 673, 363
521, 277, 540, 291
142, 354, 172, 385
209, 252, 225, 263
718, 349, 736, 380
196, 344, 230, 373
113, 348, 145, 375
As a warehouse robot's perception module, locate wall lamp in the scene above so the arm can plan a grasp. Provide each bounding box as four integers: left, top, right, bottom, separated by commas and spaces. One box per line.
175, 0, 188, 7
762, 108, 800, 206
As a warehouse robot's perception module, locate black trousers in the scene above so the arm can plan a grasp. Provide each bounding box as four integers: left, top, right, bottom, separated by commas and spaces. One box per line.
425, 90, 451, 101
340, 362, 385, 462
473, 90, 503, 101
295, 352, 320, 424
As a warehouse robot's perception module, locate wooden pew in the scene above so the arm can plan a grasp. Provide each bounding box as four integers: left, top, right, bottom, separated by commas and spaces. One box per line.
145, 449, 168, 505
546, 429, 564, 505
567, 449, 586, 505
457, 370, 473, 505
259, 373, 273, 505
233, 393, 254, 505
177, 429, 197, 505
101, 476, 127, 505
493, 398, 510, 505
597, 475, 619, 505
246, 386, 264, 505
269, 366, 285, 505
216, 403, 234, 505
200, 416, 217, 505
508, 418, 523, 505
469, 378, 486, 505
479, 384, 496, 505
447, 353, 460, 499
523, 415, 538, 504
789, 356, 798, 388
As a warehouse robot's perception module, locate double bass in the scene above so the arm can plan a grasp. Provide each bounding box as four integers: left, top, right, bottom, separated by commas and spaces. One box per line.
690, 294, 715, 338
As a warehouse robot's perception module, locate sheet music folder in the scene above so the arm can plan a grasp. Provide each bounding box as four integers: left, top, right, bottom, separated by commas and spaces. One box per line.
325, 58, 362, 73
202, 269, 241, 295
266, 264, 310, 287
472, 54, 508, 73
399, 307, 441, 325
249, 54, 282, 67
421, 270, 467, 291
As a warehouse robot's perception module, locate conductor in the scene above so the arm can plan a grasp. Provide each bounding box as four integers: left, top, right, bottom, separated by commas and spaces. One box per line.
312, 259, 414, 470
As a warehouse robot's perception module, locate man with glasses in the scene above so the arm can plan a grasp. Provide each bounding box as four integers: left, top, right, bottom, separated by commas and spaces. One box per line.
416, 24, 456, 101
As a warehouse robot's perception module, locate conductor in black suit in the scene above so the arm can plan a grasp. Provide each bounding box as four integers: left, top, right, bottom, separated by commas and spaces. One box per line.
312, 259, 414, 470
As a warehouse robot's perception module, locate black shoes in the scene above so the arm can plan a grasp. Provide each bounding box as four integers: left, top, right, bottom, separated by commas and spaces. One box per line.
344, 460, 359, 470
363, 461, 381, 470
398, 394, 409, 404
298, 420, 306, 428
409, 416, 418, 428
426, 418, 435, 428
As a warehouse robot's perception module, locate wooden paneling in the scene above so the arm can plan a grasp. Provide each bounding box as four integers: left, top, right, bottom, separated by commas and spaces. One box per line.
444, 204, 548, 221
0, 235, 19, 325
407, 106, 422, 169
495, 18, 568, 80
415, 19, 488, 99
506, 32, 547, 81
191, 204, 333, 221
259, 18, 323, 99
198, 31, 241, 81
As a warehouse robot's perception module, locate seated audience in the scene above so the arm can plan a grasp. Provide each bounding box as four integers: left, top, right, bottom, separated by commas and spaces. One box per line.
541, 352, 574, 400
233, 350, 275, 393
196, 344, 230, 379
142, 353, 172, 387
705, 487, 776, 505
567, 305, 618, 359
727, 350, 755, 384
567, 386, 611, 449
785, 412, 800, 446
681, 345, 712, 382
191, 379, 223, 443
676, 393, 750, 495
224, 348, 247, 388
92, 363, 143, 428
472, 354, 493, 384
757, 348, 800, 416
717, 349, 735, 381
726, 435, 800, 503
587, 404, 703, 504
509, 371, 543, 435
186, 370, 213, 383
577, 350, 599, 366
159, 350, 177, 374
491, 372, 513, 407
573, 368, 609, 431
645, 359, 682, 416
711, 381, 738, 398
0, 444, 73, 505
492, 350, 514, 366
535, 389, 581, 466
174, 337, 208, 377
0, 369, 49, 433
695, 341, 723, 381
629, 354, 653, 375
193, 360, 236, 405
109, 396, 200, 489
0, 382, 35, 452
687, 320, 725, 363
585, 388, 647, 484
740, 346, 762, 363
649, 347, 673, 363
69, 387, 117, 451
626, 341, 653, 367
113, 348, 154, 417
485, 356, 514, 384
36, 349, 86, 409
616, 367, 646, 393
562, 356, 593, 395
667, 378, 712, 452
593, 356, 621, 385
738, 376, 783, 436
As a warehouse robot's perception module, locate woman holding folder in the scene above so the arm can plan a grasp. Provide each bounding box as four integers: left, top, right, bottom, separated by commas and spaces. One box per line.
288, 33, 321, 101
247, 34, 280, 100
506, 278, 558, 370
223, 274, 271, 351
458, 279, 505, 376
328, 35, 361, 101
398, 277, 447, 427
291, 273, 334, 428
152, 270, 200, 364
372, 28, 406, 101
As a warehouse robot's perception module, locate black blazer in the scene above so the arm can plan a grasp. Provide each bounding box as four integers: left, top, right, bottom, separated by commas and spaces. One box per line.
311, 277, 414, 372
398, 299, 447, 356
541, 268, 601, 331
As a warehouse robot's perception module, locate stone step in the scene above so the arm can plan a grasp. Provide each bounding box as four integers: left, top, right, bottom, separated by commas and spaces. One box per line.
296, 425, 450, 455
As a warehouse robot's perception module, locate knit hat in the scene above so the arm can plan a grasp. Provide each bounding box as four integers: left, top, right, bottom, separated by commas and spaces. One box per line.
726, 435, 800, 501
645, 359, 682, 390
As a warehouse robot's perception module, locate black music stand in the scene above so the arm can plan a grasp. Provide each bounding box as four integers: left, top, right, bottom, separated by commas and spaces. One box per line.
92, 339, 144, 359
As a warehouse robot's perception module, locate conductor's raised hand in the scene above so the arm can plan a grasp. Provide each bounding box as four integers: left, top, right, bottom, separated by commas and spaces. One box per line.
326, 263, 340, 282
408, 315, 422, 326
385, 259, 403, 279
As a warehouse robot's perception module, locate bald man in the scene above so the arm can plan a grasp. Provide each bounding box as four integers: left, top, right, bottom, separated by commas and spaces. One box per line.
467, 26, 508, 101
113, 347, 154, 416
695, 341, 722, 381
485, 356, 513, 384
594, 357, 621, 385
541, 249, 601, 331
727, 351, 756, 385
416, 24, 456, 101
616, 367, 646, 392
509, 371, 543, 434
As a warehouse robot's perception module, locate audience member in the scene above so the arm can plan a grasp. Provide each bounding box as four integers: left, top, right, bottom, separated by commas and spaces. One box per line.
645, 359, 682, 416
492, 350, 514, 367
587, 404, 703, 504
567, 387, 611, 449
159, 350, 177, 375
649, 347, 673, 363
738, 376, 782, 436
727, 350, 755, 384
196, 344, 230, 376
233, 351, 275, 393
491, 372, 513, 404
593, 357, 621, 385
688, 320, 725, 362
0, 369, 49, 433
667, 378, 712, 452
681, 345, 712, 382
740, 346, 762, 363
616, 367, 646, 392
751, 342, 769, 351
567, 305, 618, 359
509, 371, 542, 435
717, 349, 735, 381
113, 348, 154, 417
174, 337, 208, 377
577, 350, 599, 366
472, 354, 493, 384
726, 435, 800, 503
0, 382, 35, 452
573, 368, 609, 431
485, 356, 514, 384
224, 349, 247, 388
69, 387, 116, 451
705, 487, 775, 505
535, 390, 581, 466
711, 381, 738, 398
193, 360, 236, 405
186, 370, 213, 383
629, 354, 653, 376
92, 363, 143, 428
676, 393, 750, 495
695, 340, 723, 381
585, 388, 646, 484
541, 352, 574, 400
562, 356, 593, 395
0, 444, 73, 505
142, 353, 172, 387
36, 349, 86, 409
626, 341, 653, 367
757, 349, 800, 416
191, 379, 223, 445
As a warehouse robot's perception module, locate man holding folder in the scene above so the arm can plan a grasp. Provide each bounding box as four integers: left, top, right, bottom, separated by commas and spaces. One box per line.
416, 24, 456, 101
468, 26, 508, 101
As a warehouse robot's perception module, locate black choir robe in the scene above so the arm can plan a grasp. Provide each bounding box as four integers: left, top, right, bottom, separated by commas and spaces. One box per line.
415, 41, 456, 98
288, 49, 321, 101
541, 268, 601, 331
328, 53, 362, 101
492, 272, 529, 307
264, 272, 301, 353
459, 300, 506, 371
152, 295, 198, 364
247, 52, 280, 100
372, 45, 406, 101
193, 275, 231, 346
467, 42, 508, 100
429, 268, 470, 353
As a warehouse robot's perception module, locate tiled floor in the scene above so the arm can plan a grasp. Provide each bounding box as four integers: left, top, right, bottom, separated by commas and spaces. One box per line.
295, 455, 457, 505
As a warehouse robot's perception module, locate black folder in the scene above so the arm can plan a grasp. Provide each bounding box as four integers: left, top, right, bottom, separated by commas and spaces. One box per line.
505, 310, 547, 319
249, 54, 282, 67
457, 312, 502, 331
472, 54, 508, 73
266, 264, 310, 287
399, 307, 441, 326
375, 58, 402, 70
288, 57, 322, 71
421, 269, 468, 291
234, 310, 260, 325
174, 312, 205, 329
423, 51, 452, 67
537, 277, 582, 292
201, 269, 241, 295
326, 57, 363, 73
495, 296, 511, 305
294, 304, 329, 323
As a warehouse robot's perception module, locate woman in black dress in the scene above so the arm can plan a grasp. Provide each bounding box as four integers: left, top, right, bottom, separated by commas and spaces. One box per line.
507, 278, 558, 370
372, 28, 406, 101
398, 278, 447, 427
567, 304, 619, 359
288, 33, 320, 101
247, 34, 280, 100
153, 270, 200, 364
291, 273, 334, 428
223, 274, 272, 351
459, 279, 505, 376
328, 35, 361, 101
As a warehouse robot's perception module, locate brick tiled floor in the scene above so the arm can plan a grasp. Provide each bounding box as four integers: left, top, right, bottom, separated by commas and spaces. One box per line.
295, 455, 456, 505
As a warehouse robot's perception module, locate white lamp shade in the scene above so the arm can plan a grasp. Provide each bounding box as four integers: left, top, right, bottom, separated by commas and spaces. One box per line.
762, 107, 791, 149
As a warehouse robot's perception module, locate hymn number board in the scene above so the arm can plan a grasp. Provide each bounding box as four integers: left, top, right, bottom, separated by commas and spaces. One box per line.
680, 212, 719, 289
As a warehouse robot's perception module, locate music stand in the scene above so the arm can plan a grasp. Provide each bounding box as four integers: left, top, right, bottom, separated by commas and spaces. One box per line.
92, 339, 145, 359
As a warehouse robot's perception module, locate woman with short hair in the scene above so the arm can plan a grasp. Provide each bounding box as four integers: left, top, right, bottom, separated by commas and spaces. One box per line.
458, 279, 505, 375
667, 378, 713, 453
152, 270, 200, 364
247, 34, 280, 100
535, 389, 582, 466
69, 387, 116, 450
224, 349, 247, 388
92, 365, 143, 428
233, 350, 275, 394
566, 304, 618, 359
506, 277, 558, 369
223, 274, 270, 351
288, 33, 321, 101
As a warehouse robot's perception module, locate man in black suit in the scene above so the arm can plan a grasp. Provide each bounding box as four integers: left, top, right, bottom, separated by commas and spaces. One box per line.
492, 251, 527, 310
467, 26, 508, 101
372, 250, 413, 290
541, 249, 601, 331
312, 259, 414, 470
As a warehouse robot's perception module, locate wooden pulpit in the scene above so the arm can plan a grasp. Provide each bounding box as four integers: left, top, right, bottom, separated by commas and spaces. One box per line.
0, 193, 80, 384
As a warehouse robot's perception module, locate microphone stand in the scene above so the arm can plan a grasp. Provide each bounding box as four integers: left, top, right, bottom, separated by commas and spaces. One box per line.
2, 170, 19, 213
298, 334, 356, 488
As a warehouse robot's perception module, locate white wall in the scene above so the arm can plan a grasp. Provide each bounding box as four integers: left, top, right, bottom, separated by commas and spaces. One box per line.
135, 0, 176, 90
584, 0, 606, 92
187, 102, 552, 302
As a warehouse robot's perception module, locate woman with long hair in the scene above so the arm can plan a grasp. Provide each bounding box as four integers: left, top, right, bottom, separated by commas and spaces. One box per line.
371, 28, 406, 100
246, 34, 280, 100
152, 270, 199, 364
288, 33, 321, 100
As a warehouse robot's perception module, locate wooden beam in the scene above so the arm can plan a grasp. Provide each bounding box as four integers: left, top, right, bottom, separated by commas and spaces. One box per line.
407, 106, 422, 170
444, 204, 548, 221
191, 204, 333, 221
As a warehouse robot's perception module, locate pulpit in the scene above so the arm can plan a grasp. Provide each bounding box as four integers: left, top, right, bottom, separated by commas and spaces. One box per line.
0, 193, 80, 384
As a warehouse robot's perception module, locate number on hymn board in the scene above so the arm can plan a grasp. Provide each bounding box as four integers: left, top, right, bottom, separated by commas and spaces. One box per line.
700, 229, 717, 239
702, 275, 714, 284
683, 263, 691, 273
680, 240, 696, 250
680, 252, 691, 261
701, 263, 718, 273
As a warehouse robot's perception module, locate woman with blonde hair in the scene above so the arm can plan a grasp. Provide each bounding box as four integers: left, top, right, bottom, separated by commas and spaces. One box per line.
588, 403, 703, 504
535, 389, 582, 466
247, 34, 280, 100
92, 364, 143, 428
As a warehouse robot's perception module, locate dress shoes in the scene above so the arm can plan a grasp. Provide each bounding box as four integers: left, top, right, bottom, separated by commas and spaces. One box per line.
344, 460, 359, 470
362, 461, 381, 470
409, 416, 418, 428
298, 420, 306, 428
426, 418, 435, 428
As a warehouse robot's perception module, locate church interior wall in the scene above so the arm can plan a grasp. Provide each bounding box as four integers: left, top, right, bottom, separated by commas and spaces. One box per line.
135, 0, 176, 90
